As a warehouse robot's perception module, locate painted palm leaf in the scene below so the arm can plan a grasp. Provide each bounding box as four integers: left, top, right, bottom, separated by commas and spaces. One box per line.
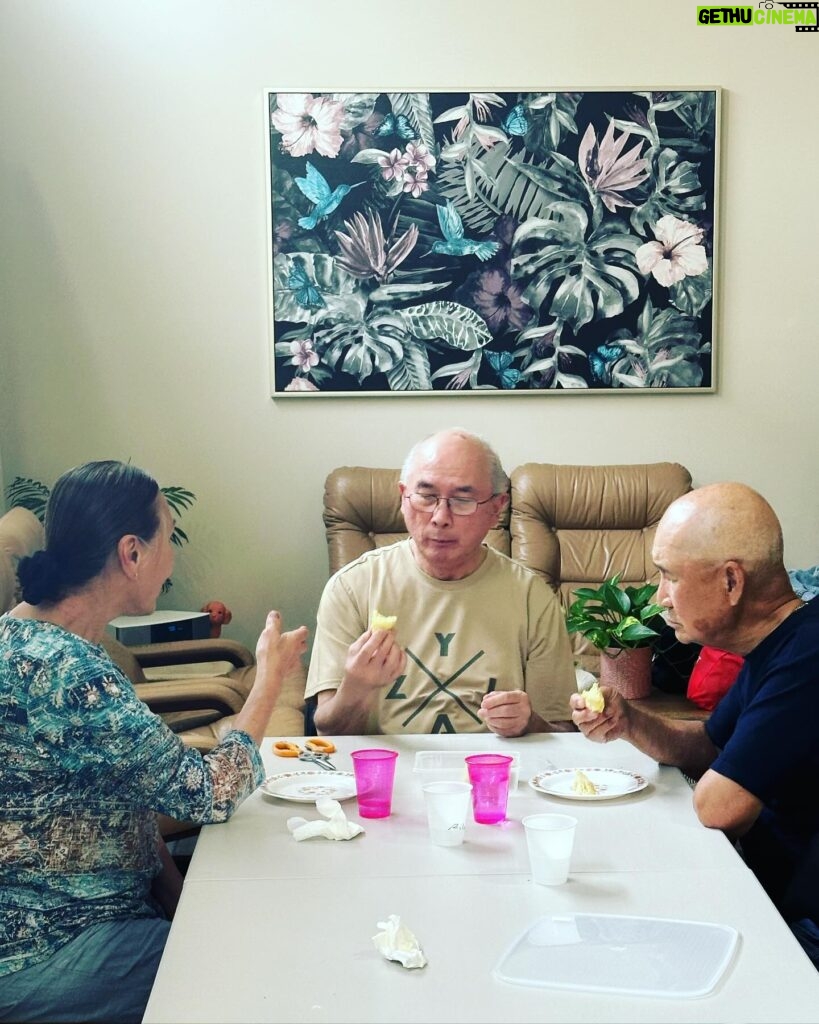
437, 140, 585, 235
387, 92, 436, 153
273, 252, 362, 323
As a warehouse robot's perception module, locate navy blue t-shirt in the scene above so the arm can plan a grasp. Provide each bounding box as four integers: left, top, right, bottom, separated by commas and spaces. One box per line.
706, 598, 819, 915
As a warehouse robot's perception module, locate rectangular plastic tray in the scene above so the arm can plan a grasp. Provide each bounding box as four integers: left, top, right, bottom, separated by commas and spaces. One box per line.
493, 913, 739, 998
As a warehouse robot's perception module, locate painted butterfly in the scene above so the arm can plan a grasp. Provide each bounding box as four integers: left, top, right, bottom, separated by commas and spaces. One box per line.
589, 343, 624, 384
374, 112, 415, 141
486, 350, 522, 389
288, 256, 325, 310
502, 103, 528, 137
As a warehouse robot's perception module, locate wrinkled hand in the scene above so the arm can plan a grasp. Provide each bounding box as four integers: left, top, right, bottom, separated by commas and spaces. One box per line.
255, 610, 309, 682
569, 685, 627, 743
478, 689, 531, 738
344, 628, 407, 693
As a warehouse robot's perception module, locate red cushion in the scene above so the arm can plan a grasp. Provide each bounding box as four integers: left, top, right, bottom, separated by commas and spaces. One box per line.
686, 646, 744, 711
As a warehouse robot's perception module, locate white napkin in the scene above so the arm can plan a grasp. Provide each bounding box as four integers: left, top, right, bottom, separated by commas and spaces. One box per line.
286, 796, 364, 842
372, 914, 428, 969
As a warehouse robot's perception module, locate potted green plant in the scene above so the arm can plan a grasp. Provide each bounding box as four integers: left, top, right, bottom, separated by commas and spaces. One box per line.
565, 573, 665, 698
5, 476, 195, 594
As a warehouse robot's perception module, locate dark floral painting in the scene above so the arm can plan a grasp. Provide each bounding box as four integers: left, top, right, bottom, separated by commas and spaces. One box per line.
266, 90, 719, 395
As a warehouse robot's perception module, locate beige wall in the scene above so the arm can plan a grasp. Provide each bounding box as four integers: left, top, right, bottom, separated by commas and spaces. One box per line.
1, 0, 817, 651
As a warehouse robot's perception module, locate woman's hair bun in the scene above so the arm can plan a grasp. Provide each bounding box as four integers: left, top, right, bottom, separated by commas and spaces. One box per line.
17, 549, 63, 605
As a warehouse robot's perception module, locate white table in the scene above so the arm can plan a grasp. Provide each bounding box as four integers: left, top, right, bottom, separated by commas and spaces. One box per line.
144, 734, 819, 1023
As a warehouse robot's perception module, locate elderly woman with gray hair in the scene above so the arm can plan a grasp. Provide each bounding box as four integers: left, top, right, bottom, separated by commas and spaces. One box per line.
0, 460, 307, 1023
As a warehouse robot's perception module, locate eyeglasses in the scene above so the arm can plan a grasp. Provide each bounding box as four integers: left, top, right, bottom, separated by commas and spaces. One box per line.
405, 492, 498, 517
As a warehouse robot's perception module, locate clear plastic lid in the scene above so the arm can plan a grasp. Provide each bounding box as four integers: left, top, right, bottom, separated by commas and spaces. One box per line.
494, 914, 739, 998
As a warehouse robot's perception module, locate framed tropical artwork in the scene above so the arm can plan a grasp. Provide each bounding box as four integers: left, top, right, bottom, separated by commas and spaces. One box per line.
266, 89, 719, 396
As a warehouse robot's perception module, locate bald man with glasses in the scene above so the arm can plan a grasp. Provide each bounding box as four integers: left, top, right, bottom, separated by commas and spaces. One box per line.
306, 429, 576, 736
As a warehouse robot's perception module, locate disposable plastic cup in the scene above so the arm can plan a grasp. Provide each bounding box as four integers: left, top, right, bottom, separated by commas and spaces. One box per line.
422, 781, 472, 846
523, 813, 578, 885
465, 753, 513, 824
350, 748, 398, 818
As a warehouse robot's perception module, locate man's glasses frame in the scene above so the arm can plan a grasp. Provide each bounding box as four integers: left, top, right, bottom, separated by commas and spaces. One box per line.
404, 492, 499, 517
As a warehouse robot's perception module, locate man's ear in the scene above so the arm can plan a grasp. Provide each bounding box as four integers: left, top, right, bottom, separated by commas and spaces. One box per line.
724, 561, 745, 605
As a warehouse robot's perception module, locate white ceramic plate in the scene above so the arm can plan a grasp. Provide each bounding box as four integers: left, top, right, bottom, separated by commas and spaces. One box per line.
529, 767, 647, 801
260, 771, 357, 803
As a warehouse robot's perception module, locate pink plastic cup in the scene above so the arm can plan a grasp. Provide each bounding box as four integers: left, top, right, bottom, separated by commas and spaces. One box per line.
465, 753, 513, 824
350, 748, 399, 818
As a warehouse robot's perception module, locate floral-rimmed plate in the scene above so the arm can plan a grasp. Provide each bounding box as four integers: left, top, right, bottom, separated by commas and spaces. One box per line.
529, 767, 648, 802
260, 771, 357, 803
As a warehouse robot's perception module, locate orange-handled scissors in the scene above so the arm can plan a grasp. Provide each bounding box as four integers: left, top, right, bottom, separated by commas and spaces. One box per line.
274, 738, 337, 769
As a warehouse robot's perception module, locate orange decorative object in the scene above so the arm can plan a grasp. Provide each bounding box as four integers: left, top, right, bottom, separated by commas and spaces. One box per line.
201, 600, 233, 638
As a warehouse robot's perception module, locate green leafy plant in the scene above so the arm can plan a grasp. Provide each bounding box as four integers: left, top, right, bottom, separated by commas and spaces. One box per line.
4, 475, 196, 593
5, 477, 50, 523
565, 573, 665, 651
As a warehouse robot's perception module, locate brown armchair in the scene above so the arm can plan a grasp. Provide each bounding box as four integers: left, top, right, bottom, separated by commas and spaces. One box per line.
509, 462, 693, 673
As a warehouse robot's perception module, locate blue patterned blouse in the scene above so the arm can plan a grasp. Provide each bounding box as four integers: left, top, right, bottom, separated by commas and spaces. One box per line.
0, 615, 264, 976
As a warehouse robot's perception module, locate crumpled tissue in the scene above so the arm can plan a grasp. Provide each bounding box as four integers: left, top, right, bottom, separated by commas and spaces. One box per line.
372, 914, 428, 969
286, 796, 364, 842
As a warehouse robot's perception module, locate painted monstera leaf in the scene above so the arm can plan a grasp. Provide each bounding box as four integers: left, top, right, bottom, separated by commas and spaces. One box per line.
511, 202, 641, 330
630, 148, 707, 237
319, 317, 405, 383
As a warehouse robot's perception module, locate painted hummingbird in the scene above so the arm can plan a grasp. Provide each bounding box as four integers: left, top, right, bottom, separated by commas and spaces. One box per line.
294, 162, 363, 231
428, 201, 500, 261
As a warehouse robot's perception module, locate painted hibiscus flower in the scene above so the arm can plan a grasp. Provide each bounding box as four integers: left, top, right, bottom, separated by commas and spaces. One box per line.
469, 268, 533, 334
271, 93, 344, 159
636, 215, 708, 287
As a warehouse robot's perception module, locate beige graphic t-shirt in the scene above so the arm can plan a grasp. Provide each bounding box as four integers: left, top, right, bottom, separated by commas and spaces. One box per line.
306, 541, 576, 734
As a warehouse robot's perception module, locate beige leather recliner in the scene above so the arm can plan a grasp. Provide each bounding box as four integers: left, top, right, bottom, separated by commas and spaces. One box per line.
323, 465, 512, 571
510, 462, 692, 672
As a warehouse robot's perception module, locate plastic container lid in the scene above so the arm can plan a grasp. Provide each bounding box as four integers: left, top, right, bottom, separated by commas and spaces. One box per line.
493, 914, 739, 998
413, 750, 520, 790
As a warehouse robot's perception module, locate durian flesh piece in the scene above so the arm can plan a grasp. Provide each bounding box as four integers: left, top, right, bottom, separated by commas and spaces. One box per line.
370, 609, 397, 631
584, 681, 605, 713
572, 769, 598, 795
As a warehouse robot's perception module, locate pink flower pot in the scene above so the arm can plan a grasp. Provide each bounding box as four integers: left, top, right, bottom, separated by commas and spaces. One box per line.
599, 646, 653, 699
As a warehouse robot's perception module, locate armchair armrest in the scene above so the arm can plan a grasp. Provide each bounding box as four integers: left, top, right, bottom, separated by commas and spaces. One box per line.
127, 638, 255, 671
134, 679, 248, 718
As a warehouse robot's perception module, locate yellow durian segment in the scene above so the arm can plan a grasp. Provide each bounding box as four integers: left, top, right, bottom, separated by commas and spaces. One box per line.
584, 681, 605, 713
370, 609, 397, 631
572, 769, 598, 795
